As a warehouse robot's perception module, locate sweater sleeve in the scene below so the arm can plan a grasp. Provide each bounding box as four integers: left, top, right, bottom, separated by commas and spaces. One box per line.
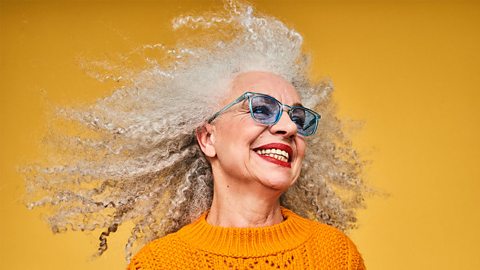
346, 236, 366, 270
127, 242, 156, 270
127, 256, 143, 270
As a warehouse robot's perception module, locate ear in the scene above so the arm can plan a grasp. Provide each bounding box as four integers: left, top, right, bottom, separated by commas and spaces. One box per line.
196, 123, 217, 158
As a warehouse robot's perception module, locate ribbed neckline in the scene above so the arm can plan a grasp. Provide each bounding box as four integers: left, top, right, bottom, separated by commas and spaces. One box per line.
175, 208, 314, 258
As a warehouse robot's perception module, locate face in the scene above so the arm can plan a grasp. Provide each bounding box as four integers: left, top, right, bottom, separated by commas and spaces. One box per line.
204, 71, 306, 192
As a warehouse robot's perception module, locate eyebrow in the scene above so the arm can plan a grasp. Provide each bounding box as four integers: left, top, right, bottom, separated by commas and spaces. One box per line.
292, 102, 303, 107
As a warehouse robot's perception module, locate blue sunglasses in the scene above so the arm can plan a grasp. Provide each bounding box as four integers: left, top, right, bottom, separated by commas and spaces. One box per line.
208, 92, 321, 136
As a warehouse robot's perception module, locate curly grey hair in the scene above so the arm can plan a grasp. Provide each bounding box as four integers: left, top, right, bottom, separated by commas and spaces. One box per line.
23, 0, 367, 261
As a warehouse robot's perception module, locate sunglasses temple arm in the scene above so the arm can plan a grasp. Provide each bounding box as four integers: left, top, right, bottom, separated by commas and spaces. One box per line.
207, 94, 248, 123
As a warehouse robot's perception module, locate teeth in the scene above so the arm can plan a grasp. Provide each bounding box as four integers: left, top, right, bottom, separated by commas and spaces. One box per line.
255, 148, 290, 162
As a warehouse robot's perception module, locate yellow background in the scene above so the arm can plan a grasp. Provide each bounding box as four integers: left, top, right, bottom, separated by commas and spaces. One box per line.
1, 0, 479, 269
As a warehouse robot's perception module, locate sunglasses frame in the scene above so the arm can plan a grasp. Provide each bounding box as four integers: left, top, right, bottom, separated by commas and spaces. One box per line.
208, 92, 321, 136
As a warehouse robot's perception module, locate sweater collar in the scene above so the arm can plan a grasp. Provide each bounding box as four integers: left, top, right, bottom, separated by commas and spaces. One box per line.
175, 208, 314, 257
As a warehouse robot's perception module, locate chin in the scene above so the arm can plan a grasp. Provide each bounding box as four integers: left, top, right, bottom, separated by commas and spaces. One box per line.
259, 176, 296, 191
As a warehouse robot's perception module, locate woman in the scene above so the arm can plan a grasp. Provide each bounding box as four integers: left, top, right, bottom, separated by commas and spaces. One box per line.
24, 1, 367, 269
128, 71, 365, 269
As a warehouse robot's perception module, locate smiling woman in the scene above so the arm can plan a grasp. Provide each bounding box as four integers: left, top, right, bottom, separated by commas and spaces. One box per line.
201, 72, 308, 194
22, 1, 367, 269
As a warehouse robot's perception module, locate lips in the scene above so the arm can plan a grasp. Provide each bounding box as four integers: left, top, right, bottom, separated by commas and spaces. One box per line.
253, 143, 293, 168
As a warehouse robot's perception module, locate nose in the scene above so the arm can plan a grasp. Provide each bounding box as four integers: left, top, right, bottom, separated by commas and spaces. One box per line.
269, 110, 298, 138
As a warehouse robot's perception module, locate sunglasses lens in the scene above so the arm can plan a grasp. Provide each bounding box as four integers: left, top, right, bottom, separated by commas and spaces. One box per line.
248, 93, 319, 136
291, 107, 318, 136
250, 96, 281, 124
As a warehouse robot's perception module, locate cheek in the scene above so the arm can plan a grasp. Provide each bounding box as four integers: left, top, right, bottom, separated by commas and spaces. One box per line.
215, 120, 257, 153
224, 119, 266, 142
296, 140, 307, 160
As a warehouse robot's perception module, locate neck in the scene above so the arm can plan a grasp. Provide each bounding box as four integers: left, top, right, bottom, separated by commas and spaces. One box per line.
207, 174, 284, 228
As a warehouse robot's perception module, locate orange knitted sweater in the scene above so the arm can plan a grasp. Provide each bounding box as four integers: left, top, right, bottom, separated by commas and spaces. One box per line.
128, 208, 365, 269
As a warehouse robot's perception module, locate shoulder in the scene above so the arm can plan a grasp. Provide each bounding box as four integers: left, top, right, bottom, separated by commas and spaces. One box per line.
127, 233, 189, 270
310, 220, 352, 244
127, 212, 211, 269
282, 208, 365, 269
283, 209, 357, 247
307, 220, 365, 270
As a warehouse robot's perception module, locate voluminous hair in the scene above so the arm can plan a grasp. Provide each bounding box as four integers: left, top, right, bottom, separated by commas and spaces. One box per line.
23, 0, 367, 261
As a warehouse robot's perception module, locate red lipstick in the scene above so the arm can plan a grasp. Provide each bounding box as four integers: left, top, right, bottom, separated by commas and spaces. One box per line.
253, 143, 293, 168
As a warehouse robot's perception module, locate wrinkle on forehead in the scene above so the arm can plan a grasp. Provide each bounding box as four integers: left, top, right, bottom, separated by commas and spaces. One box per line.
225, 71, 301, 106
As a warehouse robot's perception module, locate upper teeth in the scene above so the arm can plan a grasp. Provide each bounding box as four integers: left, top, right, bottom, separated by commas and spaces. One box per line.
255, 148, 289, 162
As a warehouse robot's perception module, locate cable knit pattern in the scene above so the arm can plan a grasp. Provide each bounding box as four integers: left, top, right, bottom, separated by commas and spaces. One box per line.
128, 208, 365, 269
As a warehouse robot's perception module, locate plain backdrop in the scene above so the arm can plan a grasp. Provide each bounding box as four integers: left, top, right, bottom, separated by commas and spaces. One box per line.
1, 0, 479, 269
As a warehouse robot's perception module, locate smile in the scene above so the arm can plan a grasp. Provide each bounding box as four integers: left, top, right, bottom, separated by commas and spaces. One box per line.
253, 143, 293, 168
255, 149, 289, 162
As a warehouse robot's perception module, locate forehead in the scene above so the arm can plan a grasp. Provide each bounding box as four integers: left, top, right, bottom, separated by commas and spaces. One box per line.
227, 71, 301, 104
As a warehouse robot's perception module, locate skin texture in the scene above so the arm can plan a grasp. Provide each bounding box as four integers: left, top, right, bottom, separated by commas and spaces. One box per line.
196, 71, 306, 228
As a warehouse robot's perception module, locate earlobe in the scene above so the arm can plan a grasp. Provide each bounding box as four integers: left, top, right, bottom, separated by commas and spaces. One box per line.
195, 124, 217, 158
